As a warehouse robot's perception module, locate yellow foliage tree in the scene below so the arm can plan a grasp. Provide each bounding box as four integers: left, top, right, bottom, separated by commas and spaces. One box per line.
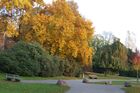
0, 0, 44, 10
0, 0, 45, 49
0, 0, 94, 69
18, 0, 94, 69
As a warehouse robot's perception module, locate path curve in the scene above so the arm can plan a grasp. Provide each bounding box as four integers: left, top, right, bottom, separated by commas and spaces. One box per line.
22, 79, 125, 93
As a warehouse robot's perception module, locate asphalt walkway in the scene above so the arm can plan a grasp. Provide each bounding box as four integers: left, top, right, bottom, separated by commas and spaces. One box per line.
22, 79, 125, 93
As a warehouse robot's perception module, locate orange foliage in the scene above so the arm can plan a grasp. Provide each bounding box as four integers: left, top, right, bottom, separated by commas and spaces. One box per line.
0, 0, 94, 68
0, 0, 44, 10
132, 51, 140, 70
18, 0, 94, 67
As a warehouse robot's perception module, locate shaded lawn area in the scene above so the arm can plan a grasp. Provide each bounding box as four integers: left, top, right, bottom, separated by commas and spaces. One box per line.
0, 81, 69, 93
0, 73, 135, 80
22, 76, 80, 80
0, 73, 80, 80
95, 73, 135, 80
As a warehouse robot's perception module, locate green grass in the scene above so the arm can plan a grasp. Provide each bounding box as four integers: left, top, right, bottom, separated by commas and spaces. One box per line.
0, 73, 80, 80
94, 80, 140, 85
94, 81, 126, 85
0, 73, 69, 93
0, 73, 4, 80
95, 73, 135, 80
94, 81, 140, 85
0, 72, 135, 81
124, 85, 140, 93
22, 76, 80, 80
0, 81, 69, 93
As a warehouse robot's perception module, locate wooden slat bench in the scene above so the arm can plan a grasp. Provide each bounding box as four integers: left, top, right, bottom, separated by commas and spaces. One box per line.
6, 74, 21, 82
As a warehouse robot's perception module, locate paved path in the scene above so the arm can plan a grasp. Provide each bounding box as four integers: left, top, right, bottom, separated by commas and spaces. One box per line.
22, 79, 125, 93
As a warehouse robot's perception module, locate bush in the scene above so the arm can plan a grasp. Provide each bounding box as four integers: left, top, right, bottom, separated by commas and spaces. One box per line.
39, 55, 63, 77
39, 56, 82, 77
0, 41, 45, 76
0, 41, 82, 77
60, 59, 82, 77
119, 69, 138, 77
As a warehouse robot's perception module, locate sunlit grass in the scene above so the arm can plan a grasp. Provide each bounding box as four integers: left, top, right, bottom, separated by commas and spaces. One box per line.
94, 81, 140, 85
0, 81, 69, 93
95, 73, 135, 80
124, 86, 140, 93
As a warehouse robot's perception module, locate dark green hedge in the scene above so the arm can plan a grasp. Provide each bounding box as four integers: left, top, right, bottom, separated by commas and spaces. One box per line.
0, 41, 82, 77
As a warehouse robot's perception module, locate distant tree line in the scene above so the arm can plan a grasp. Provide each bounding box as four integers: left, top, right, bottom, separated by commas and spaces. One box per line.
92, 33, 140, 78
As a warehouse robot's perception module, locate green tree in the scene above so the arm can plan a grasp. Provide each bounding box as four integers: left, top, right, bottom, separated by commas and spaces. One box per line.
93, 34, 128, 76
111, 40, 128, 71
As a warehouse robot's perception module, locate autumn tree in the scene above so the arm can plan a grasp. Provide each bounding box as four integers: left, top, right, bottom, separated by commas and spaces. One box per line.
0, 0, 44, 10
0, 0, 45, 50
132, 49, 140, 83
0, 0, 94, 70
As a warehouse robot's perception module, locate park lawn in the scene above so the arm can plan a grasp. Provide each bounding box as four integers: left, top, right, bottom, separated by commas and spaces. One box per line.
22, 76, 80, 80
95, 81, 140, 85
0, 73, 4, 80
0, 72, 135, 81
94, 81, 126, 85
95, 73, 135, 80
124, 85, 140, 93
0, 73, 80, 80
0, 81, 69, 93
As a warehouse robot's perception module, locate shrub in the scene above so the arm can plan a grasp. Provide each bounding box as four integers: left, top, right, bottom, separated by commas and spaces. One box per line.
39, 56, 82, 77
0, 41, 82, 77
39, 55, 63, 77
60, 59, 82, 77
0, 41, 45, 76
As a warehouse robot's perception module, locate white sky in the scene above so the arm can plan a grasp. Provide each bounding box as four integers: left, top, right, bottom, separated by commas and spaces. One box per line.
44, 0, 140, 50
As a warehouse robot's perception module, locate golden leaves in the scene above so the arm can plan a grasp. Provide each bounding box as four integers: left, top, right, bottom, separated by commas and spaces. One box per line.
6, 22, 19, 37
17, 0, 94, 67
0, 0, 45, 10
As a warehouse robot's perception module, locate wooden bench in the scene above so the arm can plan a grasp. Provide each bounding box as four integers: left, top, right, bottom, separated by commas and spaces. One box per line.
84, 72, 98, 79
6, 74, 21, 82
88, 74, 98, 79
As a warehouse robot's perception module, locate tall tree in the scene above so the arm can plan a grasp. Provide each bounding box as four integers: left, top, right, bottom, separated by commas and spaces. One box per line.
132, 49, 140, 83
111, 40, 128, 71
0, 0, 45, 50
93, 34, 128, 75
92, 34, 108, 53
125, 31, 136, 51
0, 0, 44, 10
6, 0, 94, 69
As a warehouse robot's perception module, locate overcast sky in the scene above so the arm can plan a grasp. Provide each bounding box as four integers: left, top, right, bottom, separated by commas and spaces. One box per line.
44, 0, 140, 50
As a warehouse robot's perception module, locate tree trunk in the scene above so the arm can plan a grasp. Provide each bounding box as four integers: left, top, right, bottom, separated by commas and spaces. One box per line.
137, 69, 139, 83
2, 32, 6, 50
104, 71, 107, 77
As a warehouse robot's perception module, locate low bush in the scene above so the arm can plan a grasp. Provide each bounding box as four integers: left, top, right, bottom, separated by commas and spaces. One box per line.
39, 56, 82, 77
0, 41, 44, 76
0, 41, 82, 77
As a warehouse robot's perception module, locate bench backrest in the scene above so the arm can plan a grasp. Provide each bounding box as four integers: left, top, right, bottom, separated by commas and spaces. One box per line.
6, 74, 20, 79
